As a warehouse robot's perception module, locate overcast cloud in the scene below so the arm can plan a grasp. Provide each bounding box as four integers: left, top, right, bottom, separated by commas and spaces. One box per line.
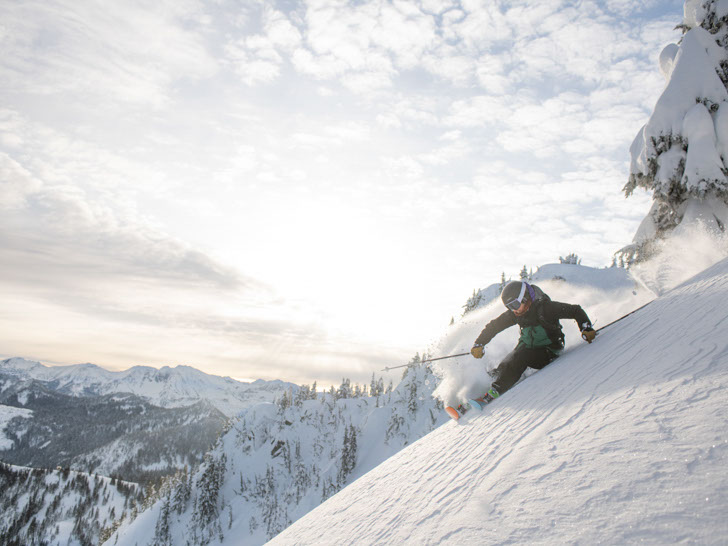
0, 0, 683, 385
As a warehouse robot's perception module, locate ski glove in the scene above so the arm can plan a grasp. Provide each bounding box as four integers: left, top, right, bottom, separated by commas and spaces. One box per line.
581, 327, 596, 343
471, 344, 485, 359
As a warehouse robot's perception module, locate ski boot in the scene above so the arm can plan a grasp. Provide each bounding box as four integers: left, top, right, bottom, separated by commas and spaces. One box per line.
444, 402, 470, 421
467, 388, 500, 411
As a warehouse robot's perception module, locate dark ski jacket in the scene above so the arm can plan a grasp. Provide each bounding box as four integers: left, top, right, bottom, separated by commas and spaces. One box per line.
474, 285, 591, 352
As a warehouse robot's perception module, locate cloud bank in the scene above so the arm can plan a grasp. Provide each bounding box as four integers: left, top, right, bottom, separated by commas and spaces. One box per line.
0, 0, 684, 385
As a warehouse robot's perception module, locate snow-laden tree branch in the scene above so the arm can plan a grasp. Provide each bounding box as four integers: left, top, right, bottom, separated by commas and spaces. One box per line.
622, 0, 728, 263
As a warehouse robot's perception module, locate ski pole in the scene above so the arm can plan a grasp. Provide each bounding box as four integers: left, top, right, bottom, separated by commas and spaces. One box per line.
384, 300, 654, 370
422, 352, 471, 363
595, 299, 654, 334
381, 352, 470, 372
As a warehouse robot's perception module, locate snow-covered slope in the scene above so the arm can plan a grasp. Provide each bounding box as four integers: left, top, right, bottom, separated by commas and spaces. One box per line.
105, 364, 446, 545
0, 380, 228, 483
531, 261, 637, 289
434, 263, 653, 405
0, 462, 143, 546
270, 257, 728, 545
0, 359, 294, 417
0, 404, 32, 449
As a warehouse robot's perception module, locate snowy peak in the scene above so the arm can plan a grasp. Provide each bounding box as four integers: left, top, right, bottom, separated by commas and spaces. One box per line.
531, 262, 635, 289
0, 358, 296, 416
0, 357, 44, 375
269, 257, 728, 545
0, 378, 228, 483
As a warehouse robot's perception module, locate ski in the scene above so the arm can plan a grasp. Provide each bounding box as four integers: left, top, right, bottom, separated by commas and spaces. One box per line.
445, 389, 500, 421
444, 403, 469, 421
467, 398, 486, 410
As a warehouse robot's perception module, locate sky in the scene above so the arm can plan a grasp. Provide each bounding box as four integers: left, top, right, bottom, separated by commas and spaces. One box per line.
0, 0, 685, 386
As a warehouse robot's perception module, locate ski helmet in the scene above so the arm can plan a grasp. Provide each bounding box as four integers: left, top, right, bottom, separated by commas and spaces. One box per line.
501, 280, 536, 311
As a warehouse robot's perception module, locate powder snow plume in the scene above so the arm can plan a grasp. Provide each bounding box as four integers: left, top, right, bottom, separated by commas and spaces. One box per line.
632, 224, 728, 296
429, 225, 728, 408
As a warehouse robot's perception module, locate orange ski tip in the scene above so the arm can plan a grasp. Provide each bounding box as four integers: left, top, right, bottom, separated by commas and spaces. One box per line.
445, 406, 460, 421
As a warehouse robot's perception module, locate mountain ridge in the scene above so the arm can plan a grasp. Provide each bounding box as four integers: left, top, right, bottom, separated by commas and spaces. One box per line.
0, 358, 296, 417
0, 375, 228, 483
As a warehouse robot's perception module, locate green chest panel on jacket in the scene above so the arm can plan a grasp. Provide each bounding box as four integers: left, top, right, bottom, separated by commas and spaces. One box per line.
518, 325, 553, 348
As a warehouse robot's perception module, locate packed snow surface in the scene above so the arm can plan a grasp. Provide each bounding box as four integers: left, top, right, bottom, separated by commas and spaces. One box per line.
270, 258, 728, 545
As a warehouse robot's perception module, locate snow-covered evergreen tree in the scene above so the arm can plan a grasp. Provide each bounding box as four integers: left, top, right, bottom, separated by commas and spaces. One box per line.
335, 379, 348, 400
0, 462, 143, 545
337, 425, 358, 485
461, 271, 514, 316
153, 495, 172, 546
559, 253, 581, 265
623, 0, 728, 263
462, 288, 484, 314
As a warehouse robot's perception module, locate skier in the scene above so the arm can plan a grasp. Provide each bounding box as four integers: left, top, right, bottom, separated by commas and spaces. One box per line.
469, 280, 595, 406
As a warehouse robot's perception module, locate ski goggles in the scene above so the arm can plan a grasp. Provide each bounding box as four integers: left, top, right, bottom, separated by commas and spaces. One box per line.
505, 297, 526, 311
505, 282, 534, 311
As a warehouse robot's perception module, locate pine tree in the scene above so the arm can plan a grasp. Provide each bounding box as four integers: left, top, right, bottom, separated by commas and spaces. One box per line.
407, 377, 418, 415
194, 454, 227, 535
172, 468, 191, 514
337, 427, 351, 485
335, 378, 347, 400
294, 385, 311, 407
276, 391, 291, 411
623, 1, 728, 262
338, 424, 358, 484
462, 288, 483, 314
559, 253, 581, 265
153, 496, 172, 546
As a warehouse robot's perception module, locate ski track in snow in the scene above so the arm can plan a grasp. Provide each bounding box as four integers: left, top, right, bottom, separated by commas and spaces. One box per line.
269, 258, 728, 545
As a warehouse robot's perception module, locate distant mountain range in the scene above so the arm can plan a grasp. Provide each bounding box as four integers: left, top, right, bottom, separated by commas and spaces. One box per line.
0, 374, 227, 483
0, 357, 296, 417
0, 358, 298, 545
0, 358, 297, 487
